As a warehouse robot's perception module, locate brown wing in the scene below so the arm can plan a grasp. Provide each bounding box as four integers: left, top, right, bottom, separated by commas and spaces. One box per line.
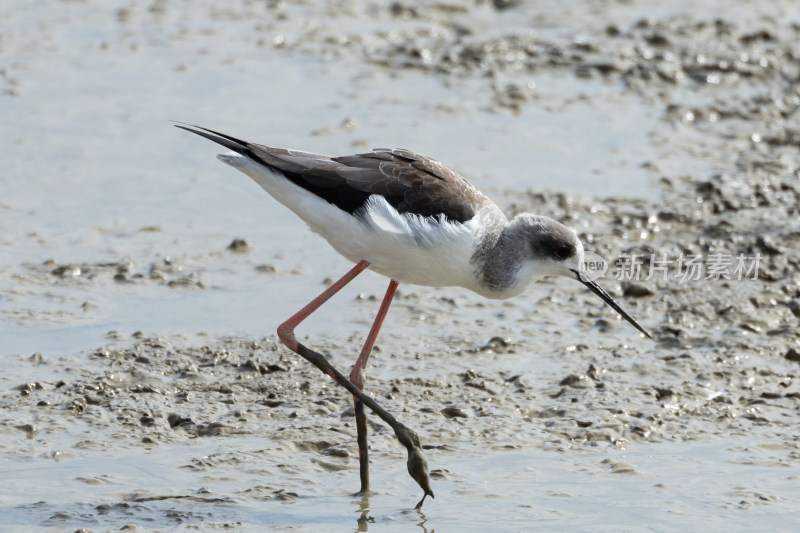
250, 145, 489, 223
176, 124, 488, 224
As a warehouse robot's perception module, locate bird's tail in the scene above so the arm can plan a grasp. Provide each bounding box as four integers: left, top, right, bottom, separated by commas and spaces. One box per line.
174, 122, 251, 155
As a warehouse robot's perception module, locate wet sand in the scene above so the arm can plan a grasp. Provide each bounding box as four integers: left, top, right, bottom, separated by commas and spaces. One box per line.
2, 0, 800, 531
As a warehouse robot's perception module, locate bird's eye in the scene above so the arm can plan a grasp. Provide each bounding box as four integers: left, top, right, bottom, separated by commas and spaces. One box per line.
554, 245, 571, 260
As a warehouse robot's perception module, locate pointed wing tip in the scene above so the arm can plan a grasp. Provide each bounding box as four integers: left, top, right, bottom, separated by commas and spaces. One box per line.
173, 123, 250, 155
172, 121, 202, 133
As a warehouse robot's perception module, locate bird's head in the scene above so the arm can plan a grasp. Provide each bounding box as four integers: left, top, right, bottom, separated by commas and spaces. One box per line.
511, 214, 651, 338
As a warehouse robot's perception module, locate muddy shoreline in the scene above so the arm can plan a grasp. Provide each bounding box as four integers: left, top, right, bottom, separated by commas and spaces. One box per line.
2, 0, 800, 530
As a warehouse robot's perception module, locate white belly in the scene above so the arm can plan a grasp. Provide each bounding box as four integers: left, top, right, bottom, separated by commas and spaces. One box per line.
219, 152, 489, 291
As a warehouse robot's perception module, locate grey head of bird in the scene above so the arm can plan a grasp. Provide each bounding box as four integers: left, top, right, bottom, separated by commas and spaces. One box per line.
489, 213, 652, 338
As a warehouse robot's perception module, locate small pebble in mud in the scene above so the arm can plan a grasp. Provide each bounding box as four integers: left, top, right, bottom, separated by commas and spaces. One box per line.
441, 405, 469, 419
71, 397, 87, 415
654, 387, 673, 401
256, 264, 276, 273
559, 374, 593, 389
228, 238, 251, 253
15, 423, 36, 437
739, 323, 761, 333
168, 276, 203, 289
785, 348, 800, 363
16, 382, 44, 396
480, 336, 514, 353
167, 413, 194, 429
594, 319, 611, 332
321, 446, 351, 458
51, 264, 82, 278
609, 461, 637, 474
756, 235, 783, 255
538, 406, 567, 418
429, 469, 449, 479
622, 282, 655, 297
197, 422, 234, 436
130, 384, 160, 394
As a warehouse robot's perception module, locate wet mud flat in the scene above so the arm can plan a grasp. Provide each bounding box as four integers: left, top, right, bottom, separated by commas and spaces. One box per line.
3, 0, 800, 531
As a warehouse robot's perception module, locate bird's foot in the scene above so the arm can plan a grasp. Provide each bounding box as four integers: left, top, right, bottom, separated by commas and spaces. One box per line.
415, 491, 432, 510
352, 487, 372, 498
394, 423, 434, 506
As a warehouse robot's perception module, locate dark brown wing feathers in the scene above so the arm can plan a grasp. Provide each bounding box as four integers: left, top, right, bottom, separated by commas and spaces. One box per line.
177, 124, 486, 223
260, 146, 485, 223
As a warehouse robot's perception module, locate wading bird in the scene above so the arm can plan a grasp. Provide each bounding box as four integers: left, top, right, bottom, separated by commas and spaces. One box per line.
177, 124, 651, 508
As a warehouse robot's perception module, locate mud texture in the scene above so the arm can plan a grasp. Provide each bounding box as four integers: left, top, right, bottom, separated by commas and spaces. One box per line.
2, 0, 800, 531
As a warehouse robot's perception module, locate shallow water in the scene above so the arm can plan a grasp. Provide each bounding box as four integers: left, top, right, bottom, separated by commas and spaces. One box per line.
3, 0, 800, 531
3, 438, 797, 531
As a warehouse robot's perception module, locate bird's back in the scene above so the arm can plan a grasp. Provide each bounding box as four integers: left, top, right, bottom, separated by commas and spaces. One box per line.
178, 125, 503, 291
244, 143, 490, 224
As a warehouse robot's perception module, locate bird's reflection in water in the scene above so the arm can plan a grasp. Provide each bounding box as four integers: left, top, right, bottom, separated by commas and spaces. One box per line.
354, 492, 374, 532
413, 506, 432, 533
353, 493, 434, 532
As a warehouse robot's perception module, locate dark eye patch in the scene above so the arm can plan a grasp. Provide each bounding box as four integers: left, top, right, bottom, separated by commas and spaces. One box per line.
528, 222, 577, 262
554, 245, 572, 260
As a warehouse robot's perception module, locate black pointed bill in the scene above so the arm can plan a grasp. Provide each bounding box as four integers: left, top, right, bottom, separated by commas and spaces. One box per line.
571, 269, 652, 339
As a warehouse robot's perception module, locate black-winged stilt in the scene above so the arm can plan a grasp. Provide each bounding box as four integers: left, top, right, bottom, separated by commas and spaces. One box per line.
177, 124, 651, 508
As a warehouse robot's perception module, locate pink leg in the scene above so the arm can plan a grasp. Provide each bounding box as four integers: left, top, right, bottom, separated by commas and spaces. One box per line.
350, 280, 399, 389
275, 260, 433, 507
349, 280, 399, 493
277, 260, 371, 352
